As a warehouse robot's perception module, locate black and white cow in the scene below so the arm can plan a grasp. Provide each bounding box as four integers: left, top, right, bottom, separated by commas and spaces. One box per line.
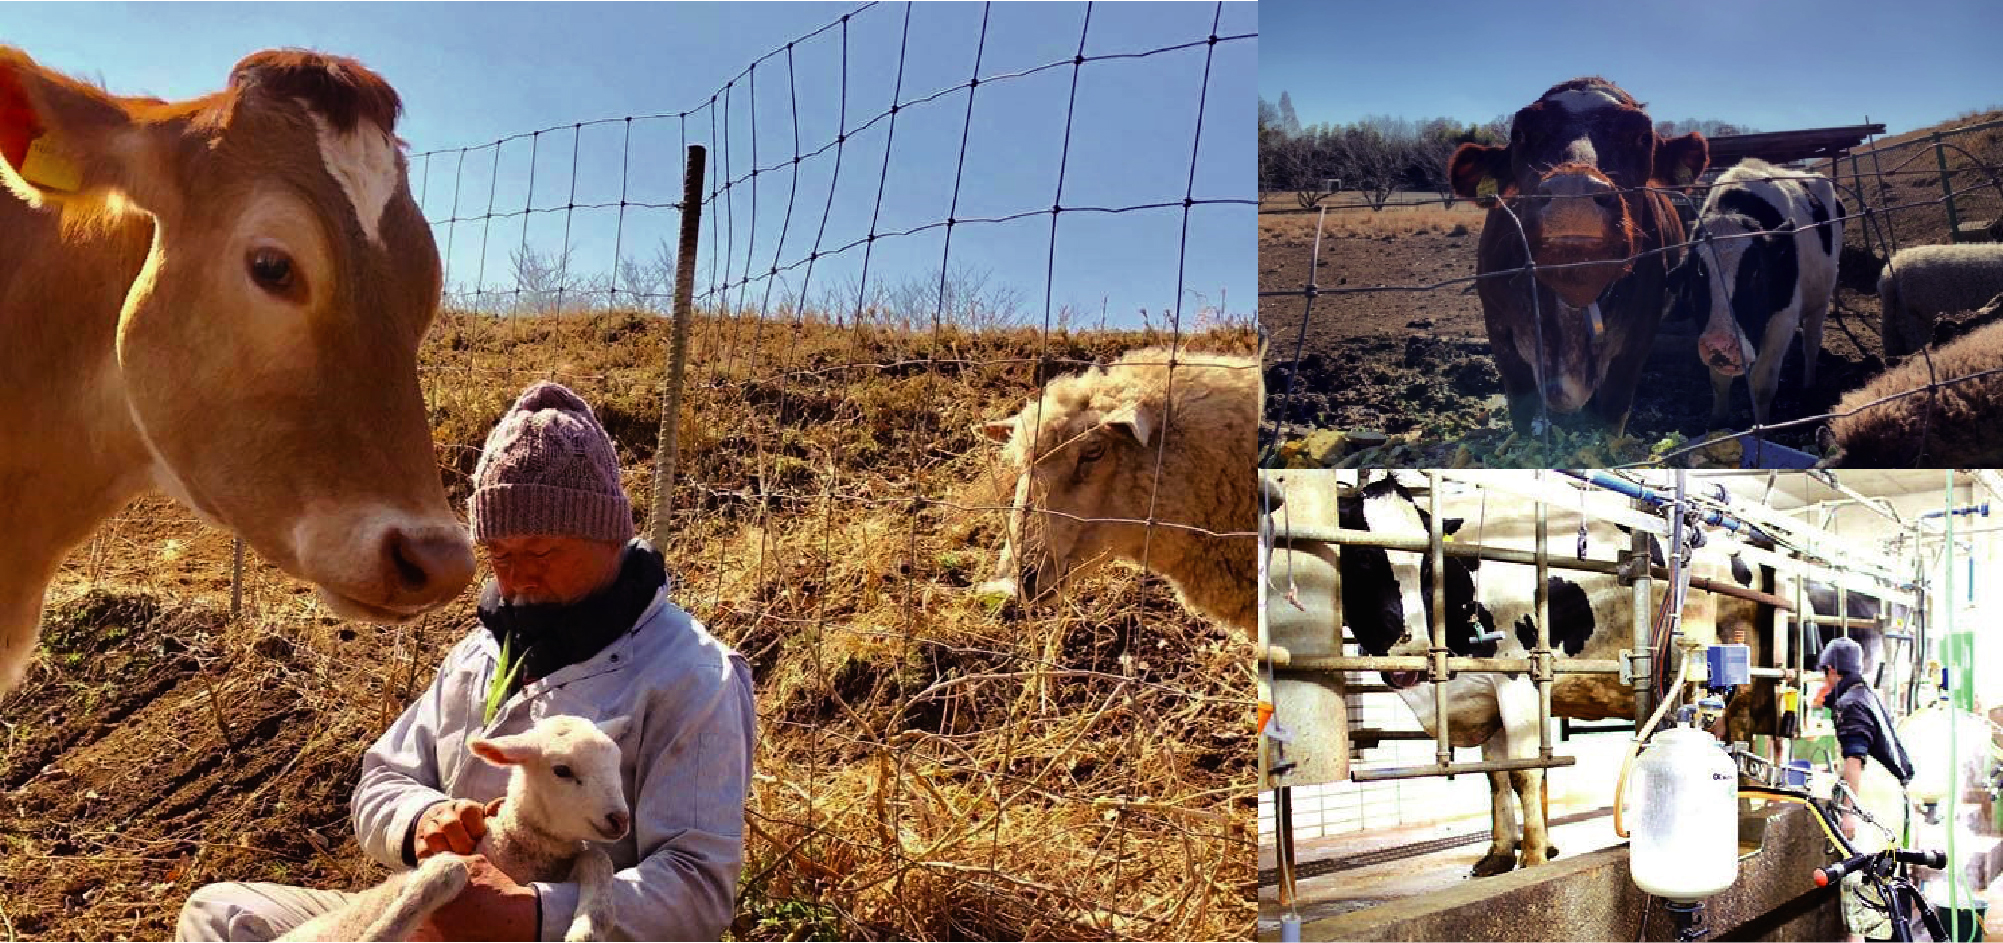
1674, 157, 1844, 427
1338, 475, 1764, 877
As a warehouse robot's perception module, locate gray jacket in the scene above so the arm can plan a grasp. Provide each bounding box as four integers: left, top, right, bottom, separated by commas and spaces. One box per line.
351, 588, 756, 941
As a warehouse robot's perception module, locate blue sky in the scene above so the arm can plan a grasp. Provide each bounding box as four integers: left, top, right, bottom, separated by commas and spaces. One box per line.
1261, 0, 2000, 139
4, 1, 1255, 330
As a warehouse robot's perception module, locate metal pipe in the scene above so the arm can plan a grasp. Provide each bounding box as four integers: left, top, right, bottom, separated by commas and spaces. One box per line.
1272, 525, 1797, 610
1279, 654, 1626, 674
1275, 785, 1298, 917
1535, 472, 1554, 762
1631, 518, 1655, 724
1352, 755, 1580, 783
1790, 615, 1883, 631
1428, 471, 1451, 771
1561, 469, 1778, 547
1813, 471, 1904, 526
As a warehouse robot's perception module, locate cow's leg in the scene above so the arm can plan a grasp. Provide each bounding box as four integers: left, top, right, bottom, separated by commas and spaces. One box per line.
1496, 677, 1557, 868
1800, 295, 1831, 391
1471, 741, 1520, 877
1511, 768, 1552, 867
1748, 304, 1805, 431
1708, 367, 1736, 427
1748, 336, 1788, 431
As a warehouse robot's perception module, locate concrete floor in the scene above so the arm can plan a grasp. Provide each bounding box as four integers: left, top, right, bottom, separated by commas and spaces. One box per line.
1261, 808, 2003, 940
1258, 809, 1627, 934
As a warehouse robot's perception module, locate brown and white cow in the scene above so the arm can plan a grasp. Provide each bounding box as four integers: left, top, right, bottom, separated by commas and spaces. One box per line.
0, 48, 475, 694
1449, 77, 1709, 434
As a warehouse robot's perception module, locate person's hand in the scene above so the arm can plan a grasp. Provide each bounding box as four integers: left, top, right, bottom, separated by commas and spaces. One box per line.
415, 799, 502, 859
428, 854, 539, 941
1840, 811, 1858, 841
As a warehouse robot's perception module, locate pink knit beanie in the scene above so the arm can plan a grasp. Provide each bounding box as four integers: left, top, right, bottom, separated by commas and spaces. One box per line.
468, 382, 634, 544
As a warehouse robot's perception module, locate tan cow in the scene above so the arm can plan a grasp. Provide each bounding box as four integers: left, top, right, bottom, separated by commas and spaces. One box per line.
977, 347, 1257, 632
0, 48, 475, 694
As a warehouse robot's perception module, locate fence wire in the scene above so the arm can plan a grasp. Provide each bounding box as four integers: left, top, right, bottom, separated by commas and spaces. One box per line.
1259, 115, 2003, 469
34, 4, 1258, 941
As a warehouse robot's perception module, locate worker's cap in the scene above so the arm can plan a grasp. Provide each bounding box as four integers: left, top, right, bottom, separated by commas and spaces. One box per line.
1816, 637, 1863, 676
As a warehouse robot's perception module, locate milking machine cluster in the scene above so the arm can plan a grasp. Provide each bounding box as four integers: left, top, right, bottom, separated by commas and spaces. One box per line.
1625, 636, 1750, 941
1617, 471, 1758, 942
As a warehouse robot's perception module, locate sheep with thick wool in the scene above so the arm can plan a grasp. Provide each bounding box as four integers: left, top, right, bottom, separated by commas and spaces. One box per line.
278, 715, 629, 943
1828, 313, 2003, 466
1878, 243, 2003, 356
977, 347, 1258, 632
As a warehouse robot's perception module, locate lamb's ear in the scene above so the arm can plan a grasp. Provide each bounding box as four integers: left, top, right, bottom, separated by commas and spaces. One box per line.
595, 715, 632, 741
1103, 402, 1158, 448
979, 420, 1015, 444
470, 732, 541, 767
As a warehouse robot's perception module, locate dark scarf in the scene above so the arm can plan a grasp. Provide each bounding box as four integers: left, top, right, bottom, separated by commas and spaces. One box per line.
477, 540, 667, 694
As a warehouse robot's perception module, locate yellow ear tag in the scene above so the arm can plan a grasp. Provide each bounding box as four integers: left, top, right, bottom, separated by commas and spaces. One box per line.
1674, 166, 1693, 186
1476, 177, 1498, 199
20, 135, 81, 192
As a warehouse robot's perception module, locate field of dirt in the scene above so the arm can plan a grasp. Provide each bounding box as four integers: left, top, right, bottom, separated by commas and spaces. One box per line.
0, 311, 1258, 941
1260, 111, 2003, 467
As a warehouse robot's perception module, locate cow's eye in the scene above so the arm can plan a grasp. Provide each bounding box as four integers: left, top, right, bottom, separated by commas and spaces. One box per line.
1080, 440, 1107, 463
552, 764, 575, 781
247, 248, 297, 294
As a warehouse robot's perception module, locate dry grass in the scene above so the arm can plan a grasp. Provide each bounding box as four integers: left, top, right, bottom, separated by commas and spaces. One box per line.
1, 306, 1259, 941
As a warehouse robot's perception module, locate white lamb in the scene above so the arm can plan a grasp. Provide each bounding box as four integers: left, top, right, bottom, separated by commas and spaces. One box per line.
279, 714, 631, 943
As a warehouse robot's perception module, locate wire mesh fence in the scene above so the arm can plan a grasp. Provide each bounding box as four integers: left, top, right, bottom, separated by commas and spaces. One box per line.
29, 3, 1259, 940
1258, 112, 2003, 470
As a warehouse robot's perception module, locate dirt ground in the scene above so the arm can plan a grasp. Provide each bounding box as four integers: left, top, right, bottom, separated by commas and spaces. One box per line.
1261, 112, 2003, 467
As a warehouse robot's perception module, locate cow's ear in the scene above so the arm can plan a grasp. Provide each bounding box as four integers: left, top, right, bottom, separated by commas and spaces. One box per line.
0, 47, 167, 209
1449, 143, 1511, 207
1442, 517, 1464, 536
1656, 131, 1709, 193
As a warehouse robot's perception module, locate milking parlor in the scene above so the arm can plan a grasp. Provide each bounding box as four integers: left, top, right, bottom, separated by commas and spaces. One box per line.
1256, 469, 2003, 942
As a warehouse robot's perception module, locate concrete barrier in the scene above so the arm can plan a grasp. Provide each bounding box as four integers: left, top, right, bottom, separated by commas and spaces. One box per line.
1272, 803, 1846, 942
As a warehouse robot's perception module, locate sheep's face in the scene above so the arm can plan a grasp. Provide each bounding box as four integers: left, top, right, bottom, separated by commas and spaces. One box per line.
978, 392, 1160, 607
470, 714, 632, 843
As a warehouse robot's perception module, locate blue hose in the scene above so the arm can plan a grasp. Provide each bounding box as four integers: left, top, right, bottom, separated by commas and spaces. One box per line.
1559, 471, 1780, 547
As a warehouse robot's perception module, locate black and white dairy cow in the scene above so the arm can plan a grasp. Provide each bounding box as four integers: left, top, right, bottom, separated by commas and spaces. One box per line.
1338, 475, 1763, 877
1674, 158, 1844, 426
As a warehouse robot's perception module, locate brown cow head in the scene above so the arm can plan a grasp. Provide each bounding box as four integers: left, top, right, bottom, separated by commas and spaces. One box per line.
1451, 77, 1708, 310
0, 48, 473, 621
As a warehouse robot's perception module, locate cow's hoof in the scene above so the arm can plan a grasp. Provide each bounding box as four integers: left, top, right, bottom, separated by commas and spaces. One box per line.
1548, 845, 1559, 860
1470, 852, 1517, 877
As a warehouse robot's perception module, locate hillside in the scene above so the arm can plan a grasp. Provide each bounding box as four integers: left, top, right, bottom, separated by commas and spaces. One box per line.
1821, 107, 2003, 259
0, 309, 1258, 941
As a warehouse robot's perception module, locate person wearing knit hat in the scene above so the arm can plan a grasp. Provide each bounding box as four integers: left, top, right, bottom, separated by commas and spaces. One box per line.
1813, 634, 1914, 943
178, 381, 756, 943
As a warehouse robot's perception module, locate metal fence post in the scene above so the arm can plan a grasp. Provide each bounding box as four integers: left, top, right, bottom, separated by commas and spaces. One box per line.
231, 537, 243, 620
650, 144, 708, 549
1934, 132, 1960, 242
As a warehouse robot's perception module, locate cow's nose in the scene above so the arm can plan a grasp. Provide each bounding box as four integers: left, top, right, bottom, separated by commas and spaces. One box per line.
1537, 172, 1618, 242
382, 526, 477, 600
605, 811, 630, 838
